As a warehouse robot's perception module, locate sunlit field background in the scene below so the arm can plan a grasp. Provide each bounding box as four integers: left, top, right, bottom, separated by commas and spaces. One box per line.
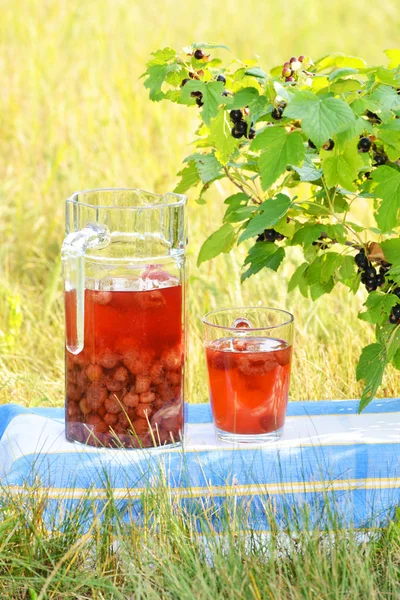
1, 0, 399, 408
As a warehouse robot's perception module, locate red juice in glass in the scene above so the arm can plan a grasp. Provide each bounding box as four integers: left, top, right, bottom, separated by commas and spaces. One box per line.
206, 337, 292, 435
65, 278, 183, 448
203, 308, 294, 443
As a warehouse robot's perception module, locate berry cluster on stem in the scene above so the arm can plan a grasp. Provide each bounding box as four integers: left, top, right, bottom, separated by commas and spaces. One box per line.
230, 109, 255, 139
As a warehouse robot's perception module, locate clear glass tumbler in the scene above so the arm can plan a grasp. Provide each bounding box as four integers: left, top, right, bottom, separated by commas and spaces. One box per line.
62, 189, 187, 449
203, 307, 294, 443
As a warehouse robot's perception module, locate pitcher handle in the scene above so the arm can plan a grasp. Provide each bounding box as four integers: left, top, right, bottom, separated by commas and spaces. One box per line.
62, 223, 109, 354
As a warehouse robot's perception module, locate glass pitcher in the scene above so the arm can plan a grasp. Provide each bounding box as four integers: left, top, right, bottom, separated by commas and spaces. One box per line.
62, 189, 187, 449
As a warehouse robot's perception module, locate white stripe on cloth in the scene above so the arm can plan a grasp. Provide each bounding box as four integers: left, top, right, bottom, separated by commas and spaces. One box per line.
1, 410, 400, 479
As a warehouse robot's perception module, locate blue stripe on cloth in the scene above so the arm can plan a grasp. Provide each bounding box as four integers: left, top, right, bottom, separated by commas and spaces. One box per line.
30, 485, 398, 531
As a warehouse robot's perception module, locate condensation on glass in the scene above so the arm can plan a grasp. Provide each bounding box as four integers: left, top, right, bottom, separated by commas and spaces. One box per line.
62, 189, 187, 448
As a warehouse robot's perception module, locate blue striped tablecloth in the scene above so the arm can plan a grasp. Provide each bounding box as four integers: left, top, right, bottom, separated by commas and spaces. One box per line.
0, 400, 399, 530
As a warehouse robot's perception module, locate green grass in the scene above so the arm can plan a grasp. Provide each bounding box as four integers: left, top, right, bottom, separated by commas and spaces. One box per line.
1, 1, 400, 597
0, 481, 400, 600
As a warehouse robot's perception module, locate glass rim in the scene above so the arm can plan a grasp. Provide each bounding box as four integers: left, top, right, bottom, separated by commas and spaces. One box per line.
66, 188, 187, 211
202, 306, 294, 332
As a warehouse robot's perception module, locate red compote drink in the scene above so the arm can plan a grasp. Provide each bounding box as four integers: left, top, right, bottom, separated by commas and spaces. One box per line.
206, 337, 292, 438
65, 275, 183, 448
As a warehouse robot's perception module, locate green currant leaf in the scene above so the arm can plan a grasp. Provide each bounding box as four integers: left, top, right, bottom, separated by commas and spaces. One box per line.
144, 63, 181, 101
146, 47, 177, 65
248, 96, 269, 123
377, 120, 400, 161
180, 80, 225, 124
310, 277, 335, 300
338, 256, 359, 292
393, 348, 400, 370
375, 67, 400, 87
356, 342, 387, 411
252, 128, 305, 190
288, 262, 308, 293
292, 155, 322, 182
238, 194, 292, 243
174, 162, 201, 194
371, 166, 400, 232
304, 254, 340, 286
293, 201, 329, 216
385, 49, 400, 69
321, 139, 364, 191
228, 87, 259, 109
380, 238, 400, 266
244, 67, 267, 80
328, 67, 359, 81
284, 91, 355, 147
359, 291, 399, 325
184, 153, 222, 183
241, 243, 285, 281
191, 42, 231, 51
274, 215, 296, 238
208, 110, 239, 164
224, 206, 255, 223
314, 53, 366, 71
389, 266, 400, 285
197, 223, 237, 265
336, 117, 373, 145
223, 192, 249, 207
329, 79, 363, 94
321, 252, 342, 282
370, 85, 400, 112
291, 223, 326, 246
304, 257, 323, 285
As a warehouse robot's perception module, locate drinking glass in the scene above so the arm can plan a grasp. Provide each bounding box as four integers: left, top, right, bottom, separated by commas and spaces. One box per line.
203, 307, 294, 443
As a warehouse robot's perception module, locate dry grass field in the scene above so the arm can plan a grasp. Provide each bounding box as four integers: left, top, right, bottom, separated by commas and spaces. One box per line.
0, 0, 399, 408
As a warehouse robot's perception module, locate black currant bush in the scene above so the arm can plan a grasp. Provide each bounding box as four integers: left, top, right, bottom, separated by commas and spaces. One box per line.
143, 45, 400, 410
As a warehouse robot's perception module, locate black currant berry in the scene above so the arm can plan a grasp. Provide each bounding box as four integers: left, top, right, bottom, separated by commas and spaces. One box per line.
230, 110, 243, 124
275, 232, 285, 241
308, 139, 316, 149
264, 229, 277, 242
374, 154, 387, 166
181, 78, 190, 87
393, 287, 400, 298
366, 281, 378, 293
312, 239, 329, 250
380, 261, 391, 272
248, 127, 256, 140
322, 139, 335, 151
355, 251, 368, 270
358, 137, 372, 152
365, 266, 376, 279
231, 121, 247, 139
365, 110, 382, 124
375, 273, 385, 287
194, 49, 204, 60
190, 90, 202, 98
217, 75, 226, 84
361, 272, 368, 284
271, 107, 284, 120
196, 97, 204, 107
389, 305, 400, 324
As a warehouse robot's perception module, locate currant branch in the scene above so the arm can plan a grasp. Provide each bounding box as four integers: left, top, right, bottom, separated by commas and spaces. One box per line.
143, 44, 400, 408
